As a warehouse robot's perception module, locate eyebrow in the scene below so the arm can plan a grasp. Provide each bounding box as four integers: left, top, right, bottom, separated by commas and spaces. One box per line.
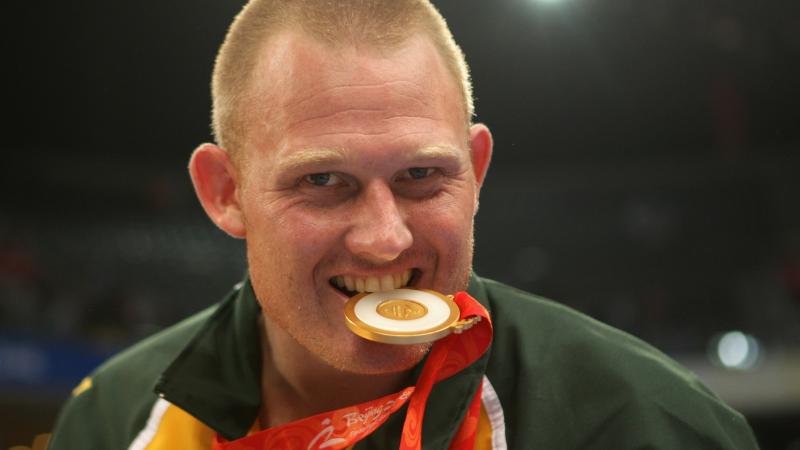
413, 145, 465, 162
277, 144, 465, 173
277, 148, 347, 173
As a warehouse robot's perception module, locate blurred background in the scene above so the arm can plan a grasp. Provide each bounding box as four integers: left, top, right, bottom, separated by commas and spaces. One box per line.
3, 0, 799, 448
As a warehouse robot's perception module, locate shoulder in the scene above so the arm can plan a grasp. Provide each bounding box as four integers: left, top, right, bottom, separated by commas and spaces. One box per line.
48, 304, 219, 450
96, 303, 219, 385
481, 276, 692, 385
476, 276, 759, 449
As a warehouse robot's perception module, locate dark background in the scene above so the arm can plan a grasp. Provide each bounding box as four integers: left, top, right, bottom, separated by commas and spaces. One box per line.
2, 0, 800, 448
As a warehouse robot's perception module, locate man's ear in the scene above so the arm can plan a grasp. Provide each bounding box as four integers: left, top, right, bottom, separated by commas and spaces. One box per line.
469, 122, 493, 191
188, 143, 246, 238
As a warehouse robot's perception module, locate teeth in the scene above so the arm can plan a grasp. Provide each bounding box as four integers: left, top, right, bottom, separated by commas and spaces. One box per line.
365, 277, 380, 292
380, 275, 394, 291
344, 276, 354, 292
332, 269, 413, 293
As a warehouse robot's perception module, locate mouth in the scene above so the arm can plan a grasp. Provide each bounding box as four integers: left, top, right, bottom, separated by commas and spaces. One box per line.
329, 269, 419, 297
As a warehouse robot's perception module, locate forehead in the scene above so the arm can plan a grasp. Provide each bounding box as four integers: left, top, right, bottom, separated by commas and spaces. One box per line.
275, 32, 450, 97
241, 30, 467, 165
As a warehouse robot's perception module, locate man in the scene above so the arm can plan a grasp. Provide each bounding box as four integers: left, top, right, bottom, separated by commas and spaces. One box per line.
50, 0, 759, 449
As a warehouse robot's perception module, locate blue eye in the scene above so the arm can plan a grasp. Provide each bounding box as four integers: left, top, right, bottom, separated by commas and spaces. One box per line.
407, 167, 434, 179
304, 173, 340, 186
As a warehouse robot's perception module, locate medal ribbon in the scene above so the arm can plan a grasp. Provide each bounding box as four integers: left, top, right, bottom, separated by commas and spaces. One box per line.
212, 292, 492, 450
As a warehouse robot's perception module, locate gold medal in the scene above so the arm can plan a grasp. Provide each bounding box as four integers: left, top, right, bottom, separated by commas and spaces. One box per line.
345, 288, 468, 345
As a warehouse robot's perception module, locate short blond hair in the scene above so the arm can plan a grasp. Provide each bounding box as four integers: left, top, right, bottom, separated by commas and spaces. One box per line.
211, 0, 473, 160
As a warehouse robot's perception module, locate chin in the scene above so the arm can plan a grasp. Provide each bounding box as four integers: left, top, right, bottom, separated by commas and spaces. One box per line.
322, 336, 432, 375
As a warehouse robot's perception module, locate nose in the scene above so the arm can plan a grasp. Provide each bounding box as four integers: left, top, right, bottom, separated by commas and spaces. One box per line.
345, 181, 413, 262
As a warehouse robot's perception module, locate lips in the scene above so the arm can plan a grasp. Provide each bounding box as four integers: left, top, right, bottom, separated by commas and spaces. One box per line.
330, 269, 416, 296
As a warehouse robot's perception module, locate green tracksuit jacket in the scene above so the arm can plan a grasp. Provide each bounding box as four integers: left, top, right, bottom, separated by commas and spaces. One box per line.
50, 275, 760, 449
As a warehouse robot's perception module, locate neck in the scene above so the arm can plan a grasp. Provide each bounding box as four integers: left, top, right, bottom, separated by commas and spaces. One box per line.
258, 315, 413, 428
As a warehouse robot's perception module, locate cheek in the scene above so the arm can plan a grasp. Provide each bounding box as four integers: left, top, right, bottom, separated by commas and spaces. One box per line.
245, 208, 345, 294
269, 208, 349, 258
430, 185, 477, 223
409, 197, 475, 247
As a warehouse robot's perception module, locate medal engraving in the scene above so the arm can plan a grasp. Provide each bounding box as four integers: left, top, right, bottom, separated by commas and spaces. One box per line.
376, 299, 428, 320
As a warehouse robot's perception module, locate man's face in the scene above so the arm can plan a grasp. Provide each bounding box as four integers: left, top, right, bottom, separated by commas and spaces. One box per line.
235, 31, 488, 374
